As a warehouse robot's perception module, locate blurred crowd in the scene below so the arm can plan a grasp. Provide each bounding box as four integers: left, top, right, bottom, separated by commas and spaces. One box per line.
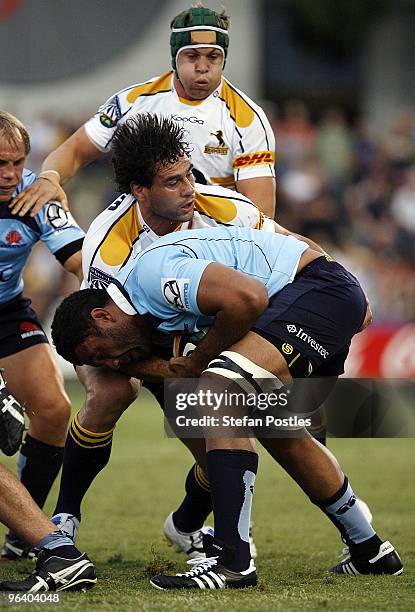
23, 103, 415, 325
268, 101, 415, 324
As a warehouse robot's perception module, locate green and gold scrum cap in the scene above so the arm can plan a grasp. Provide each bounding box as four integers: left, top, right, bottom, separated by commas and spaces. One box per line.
170, 6, 230, 74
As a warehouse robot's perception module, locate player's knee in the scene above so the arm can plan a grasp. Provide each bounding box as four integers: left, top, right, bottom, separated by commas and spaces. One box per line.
261, 435, 309, 460
80, 377, 140, 431
29, 394, 71, 434
86, 375, 139, 410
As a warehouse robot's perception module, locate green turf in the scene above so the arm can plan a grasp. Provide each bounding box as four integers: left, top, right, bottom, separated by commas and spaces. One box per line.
0, 380, 413, 611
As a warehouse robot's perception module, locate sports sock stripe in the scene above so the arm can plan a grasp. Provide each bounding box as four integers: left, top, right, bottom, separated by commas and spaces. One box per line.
73, 413, 115, 437
69, 414, 114, 449
194, 464, 210, 491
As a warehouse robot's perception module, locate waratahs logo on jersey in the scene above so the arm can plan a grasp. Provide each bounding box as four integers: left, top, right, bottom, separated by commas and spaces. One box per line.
5, 230, 22, 246
98, 95, 122, 128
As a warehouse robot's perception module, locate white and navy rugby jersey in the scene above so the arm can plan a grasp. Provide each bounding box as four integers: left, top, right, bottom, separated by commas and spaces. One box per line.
0, 169, 84, 304
84, 72, 275, 190
82, 183, 275, 290
108, 226, 308, 334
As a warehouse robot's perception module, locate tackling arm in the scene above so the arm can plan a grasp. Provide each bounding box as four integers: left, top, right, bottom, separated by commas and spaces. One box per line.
10, 127, 102, 217
169, 263, 269, 377
63, 250, 83, 284
236, 176, 276, 219
273, 221, 328, 256
115, 355, 174, 383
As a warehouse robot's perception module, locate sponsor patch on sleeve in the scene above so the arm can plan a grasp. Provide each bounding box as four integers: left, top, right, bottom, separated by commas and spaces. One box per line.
161, 278, 191, 311
47, 202, 69, 229
232, 151, 275, 169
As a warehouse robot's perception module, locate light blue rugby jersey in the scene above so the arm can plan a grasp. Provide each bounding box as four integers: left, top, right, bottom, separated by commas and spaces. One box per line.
108, 226, 308, 334
0, 169, 84, 304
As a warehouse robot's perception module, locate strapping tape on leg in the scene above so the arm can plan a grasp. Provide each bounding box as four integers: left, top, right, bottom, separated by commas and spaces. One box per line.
203, 351, 283, 395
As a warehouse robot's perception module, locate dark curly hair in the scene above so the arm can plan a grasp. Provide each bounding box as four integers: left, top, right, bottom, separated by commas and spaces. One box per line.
51, 289, 109, 365
111, 114, 192, 193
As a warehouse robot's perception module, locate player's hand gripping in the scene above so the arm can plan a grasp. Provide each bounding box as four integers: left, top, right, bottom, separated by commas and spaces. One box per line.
9, 171, 69, 217
169, 356, 203, 378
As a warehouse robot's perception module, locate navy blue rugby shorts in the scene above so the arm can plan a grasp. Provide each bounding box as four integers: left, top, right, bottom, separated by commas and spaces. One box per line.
252, 257, 367, 377
0, 294, 48, 358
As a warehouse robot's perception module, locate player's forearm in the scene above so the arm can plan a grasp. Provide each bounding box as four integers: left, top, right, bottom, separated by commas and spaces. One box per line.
41, 145, 83, 186
63, 251, 83, 283
236, 176, 276, 218
118, 356, 173, 382
41, 127, 101, 186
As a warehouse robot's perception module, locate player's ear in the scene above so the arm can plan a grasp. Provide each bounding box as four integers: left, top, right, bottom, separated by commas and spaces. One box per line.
90, 307, 115, 323
131, 182, 144, 202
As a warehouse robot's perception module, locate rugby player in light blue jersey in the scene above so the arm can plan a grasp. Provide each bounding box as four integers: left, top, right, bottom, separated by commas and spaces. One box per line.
0, 112, 89, 573
51, 224, 402, 590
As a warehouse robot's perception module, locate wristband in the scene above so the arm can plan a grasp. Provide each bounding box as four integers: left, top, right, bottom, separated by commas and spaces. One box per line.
38, 170, 61, 187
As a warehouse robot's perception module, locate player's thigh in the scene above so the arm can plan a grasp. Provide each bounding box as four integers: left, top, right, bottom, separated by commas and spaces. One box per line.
0, 343, 68, 410
225, 331, 292, 383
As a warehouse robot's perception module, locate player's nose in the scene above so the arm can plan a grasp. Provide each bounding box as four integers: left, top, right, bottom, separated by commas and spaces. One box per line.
195, 57, 209, 72
182, 177, 195, 195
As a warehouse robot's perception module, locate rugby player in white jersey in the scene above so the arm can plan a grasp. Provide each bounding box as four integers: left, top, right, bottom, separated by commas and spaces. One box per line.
9, 5, 276, 218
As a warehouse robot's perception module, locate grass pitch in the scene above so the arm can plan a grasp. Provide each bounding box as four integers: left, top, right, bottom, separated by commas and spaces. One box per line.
0, 380, 413, 611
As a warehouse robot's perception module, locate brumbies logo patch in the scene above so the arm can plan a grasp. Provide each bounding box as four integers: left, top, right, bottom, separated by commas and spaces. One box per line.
233, 151, 275, 168
98, 95, 121, 129
204, 130, 229, 155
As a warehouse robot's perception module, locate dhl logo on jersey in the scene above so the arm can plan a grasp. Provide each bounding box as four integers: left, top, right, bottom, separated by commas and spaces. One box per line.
232, 151, 275, 168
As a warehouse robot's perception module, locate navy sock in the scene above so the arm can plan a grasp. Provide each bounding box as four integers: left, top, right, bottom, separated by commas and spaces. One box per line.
36, 531, 83, 559
206, 449, 258, 572
17, 434, 64, 509
53, 414, 113, 520
173, 464, 212, 532
311, 476, 379, 554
